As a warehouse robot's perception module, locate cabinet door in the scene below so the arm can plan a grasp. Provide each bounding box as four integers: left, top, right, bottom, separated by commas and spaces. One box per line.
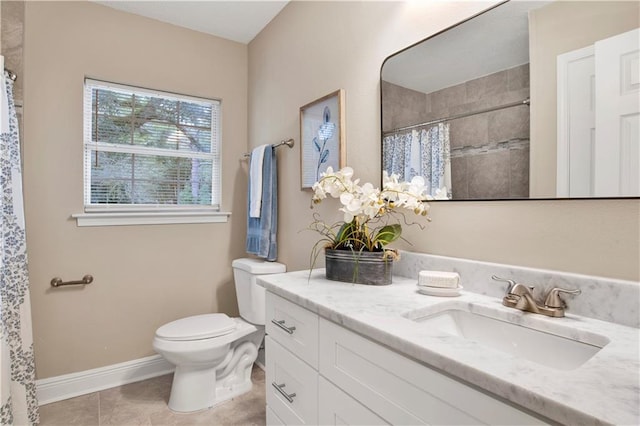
319, 319, 546, 425
266, 337, 318, 425
319, 377, 388, 426
266, 406, 285, 426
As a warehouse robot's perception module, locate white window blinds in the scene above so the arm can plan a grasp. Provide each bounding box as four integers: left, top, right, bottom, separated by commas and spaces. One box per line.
83, 79, 221, 210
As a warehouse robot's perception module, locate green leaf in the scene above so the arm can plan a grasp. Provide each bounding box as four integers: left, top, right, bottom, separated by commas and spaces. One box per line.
335, 221, 354, 242
373, 224, 402, 246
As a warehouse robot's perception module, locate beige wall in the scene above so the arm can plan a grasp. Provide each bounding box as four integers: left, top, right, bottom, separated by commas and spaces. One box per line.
24, 1, 248, 379
249, 1, 639, 282
529, 1, 639, 197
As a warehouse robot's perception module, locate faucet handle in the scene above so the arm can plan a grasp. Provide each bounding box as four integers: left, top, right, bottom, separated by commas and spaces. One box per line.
492, 275, 534, 294
492, 275, 516, 292
544, 287, 582, 308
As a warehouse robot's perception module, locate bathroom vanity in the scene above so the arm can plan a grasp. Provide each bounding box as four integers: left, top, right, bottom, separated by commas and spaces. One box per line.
259, 253, 640, 425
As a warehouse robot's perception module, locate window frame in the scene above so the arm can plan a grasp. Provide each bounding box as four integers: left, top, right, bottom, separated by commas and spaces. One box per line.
74, 78, 230, 226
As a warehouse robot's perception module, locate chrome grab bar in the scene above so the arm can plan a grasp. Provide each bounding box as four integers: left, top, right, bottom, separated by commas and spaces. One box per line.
271, 319, 296, 334
50, 275, 94, 288
272, 382, 296, 403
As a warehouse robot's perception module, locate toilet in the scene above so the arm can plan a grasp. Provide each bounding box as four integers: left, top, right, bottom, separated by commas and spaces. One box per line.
153, 258, 286, 413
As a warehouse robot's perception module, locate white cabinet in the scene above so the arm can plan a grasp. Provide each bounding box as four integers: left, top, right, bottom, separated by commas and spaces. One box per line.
265, 293, 319, 425
266, 406, 285, 426
319, 318, 545, 425
265, 291, 546, 425
265, 337, 318, 425
318, 377, 387, 426
266, 290, 319, 367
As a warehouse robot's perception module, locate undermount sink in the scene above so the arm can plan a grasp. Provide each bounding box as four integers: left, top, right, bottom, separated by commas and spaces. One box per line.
407, 306, 608, 370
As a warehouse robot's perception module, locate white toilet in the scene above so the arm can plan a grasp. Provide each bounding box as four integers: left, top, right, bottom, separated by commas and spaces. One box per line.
153, 258, 286, 413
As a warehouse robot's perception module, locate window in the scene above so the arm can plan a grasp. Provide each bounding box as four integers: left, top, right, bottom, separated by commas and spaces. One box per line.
75, 79, 228, 226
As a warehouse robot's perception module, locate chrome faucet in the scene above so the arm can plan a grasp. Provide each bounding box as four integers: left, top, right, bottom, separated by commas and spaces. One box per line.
491, 276, 581, 318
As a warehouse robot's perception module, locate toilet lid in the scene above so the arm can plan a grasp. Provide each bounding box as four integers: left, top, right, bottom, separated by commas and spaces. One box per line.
156, 313, 236, 341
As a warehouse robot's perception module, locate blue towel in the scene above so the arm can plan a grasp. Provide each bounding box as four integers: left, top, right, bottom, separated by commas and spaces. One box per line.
246, 145, 277, 261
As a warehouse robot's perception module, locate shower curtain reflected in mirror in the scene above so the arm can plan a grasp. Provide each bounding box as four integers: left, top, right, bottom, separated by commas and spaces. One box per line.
382, 123, 451, 198
1, 66, 39, 425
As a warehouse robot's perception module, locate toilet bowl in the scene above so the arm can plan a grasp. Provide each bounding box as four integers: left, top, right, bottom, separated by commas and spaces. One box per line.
153, 258, 286, 413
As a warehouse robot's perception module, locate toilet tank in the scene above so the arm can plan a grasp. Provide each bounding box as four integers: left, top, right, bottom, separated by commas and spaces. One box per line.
232, 258, 286, 325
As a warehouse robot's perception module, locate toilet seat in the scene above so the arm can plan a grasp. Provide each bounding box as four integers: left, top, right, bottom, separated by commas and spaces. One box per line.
156, 313, 236, 341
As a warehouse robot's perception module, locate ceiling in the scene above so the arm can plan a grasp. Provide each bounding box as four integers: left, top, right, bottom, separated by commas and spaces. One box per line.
93, 1, 289, 44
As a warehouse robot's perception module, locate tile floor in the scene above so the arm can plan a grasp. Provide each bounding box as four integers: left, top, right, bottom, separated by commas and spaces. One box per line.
39, 366, 266, 426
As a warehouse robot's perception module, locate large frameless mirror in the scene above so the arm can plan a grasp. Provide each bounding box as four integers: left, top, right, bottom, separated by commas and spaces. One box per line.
381, 1, 639, 200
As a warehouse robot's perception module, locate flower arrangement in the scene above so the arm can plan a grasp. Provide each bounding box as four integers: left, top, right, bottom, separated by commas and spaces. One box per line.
310, 166, 446, 267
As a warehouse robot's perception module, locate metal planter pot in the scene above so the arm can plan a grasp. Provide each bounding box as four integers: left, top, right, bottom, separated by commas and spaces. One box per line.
325, 249, 393, 285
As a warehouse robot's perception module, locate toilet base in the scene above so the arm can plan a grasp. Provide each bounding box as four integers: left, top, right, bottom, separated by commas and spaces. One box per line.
163, 322, 264, 413
167, 362, 254, 413
168, 364, 218, 413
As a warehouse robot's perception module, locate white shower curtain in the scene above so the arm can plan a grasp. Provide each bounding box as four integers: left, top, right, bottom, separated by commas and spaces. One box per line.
1, 63, 39, 425
383, 123, 451, 197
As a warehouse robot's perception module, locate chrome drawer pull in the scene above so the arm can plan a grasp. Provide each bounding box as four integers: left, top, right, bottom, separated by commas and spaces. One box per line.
271, 319, 296, 334
272, 382, 296, 403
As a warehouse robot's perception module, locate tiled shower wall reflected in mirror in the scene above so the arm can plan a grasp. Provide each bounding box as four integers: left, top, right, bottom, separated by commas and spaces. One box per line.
382, 64, 530, 200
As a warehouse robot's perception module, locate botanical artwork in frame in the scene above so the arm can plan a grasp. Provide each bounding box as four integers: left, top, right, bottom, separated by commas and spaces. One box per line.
300, 89, 345, 189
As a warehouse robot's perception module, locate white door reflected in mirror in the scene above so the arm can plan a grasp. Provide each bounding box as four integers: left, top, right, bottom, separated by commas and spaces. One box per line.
558, 28, 640, 198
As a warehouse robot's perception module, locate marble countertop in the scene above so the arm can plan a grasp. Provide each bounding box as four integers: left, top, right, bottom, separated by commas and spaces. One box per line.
259, 269, 640, 425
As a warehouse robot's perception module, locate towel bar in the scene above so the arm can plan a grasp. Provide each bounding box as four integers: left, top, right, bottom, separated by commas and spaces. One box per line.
50, 275, 94, 287
242, 138, 294, 158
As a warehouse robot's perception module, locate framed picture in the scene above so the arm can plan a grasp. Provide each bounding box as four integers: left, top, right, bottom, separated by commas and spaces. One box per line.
300, 89, 345, 189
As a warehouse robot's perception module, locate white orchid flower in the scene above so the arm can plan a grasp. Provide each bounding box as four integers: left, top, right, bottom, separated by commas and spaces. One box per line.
339, 166, 354, 179
362, 201, 383, 219
434, 187, 450, 200
408, 176, 426, 193
340, 192, 363, 214
311, 167, 431, 252
312, 182, 326, 201
340, 209, 355, 223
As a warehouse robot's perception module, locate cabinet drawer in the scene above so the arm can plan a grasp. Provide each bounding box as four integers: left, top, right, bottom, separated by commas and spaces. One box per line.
319, 319, 546, 425
266, 337, 318, 425
266, 292, 319, 368
319, 376, 388, 426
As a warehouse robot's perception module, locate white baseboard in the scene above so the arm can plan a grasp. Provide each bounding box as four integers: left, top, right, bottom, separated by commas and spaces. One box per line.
36, 354, 174, 406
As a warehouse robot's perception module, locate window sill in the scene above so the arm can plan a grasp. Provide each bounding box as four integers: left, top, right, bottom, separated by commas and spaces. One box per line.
72, 210, 231, 227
